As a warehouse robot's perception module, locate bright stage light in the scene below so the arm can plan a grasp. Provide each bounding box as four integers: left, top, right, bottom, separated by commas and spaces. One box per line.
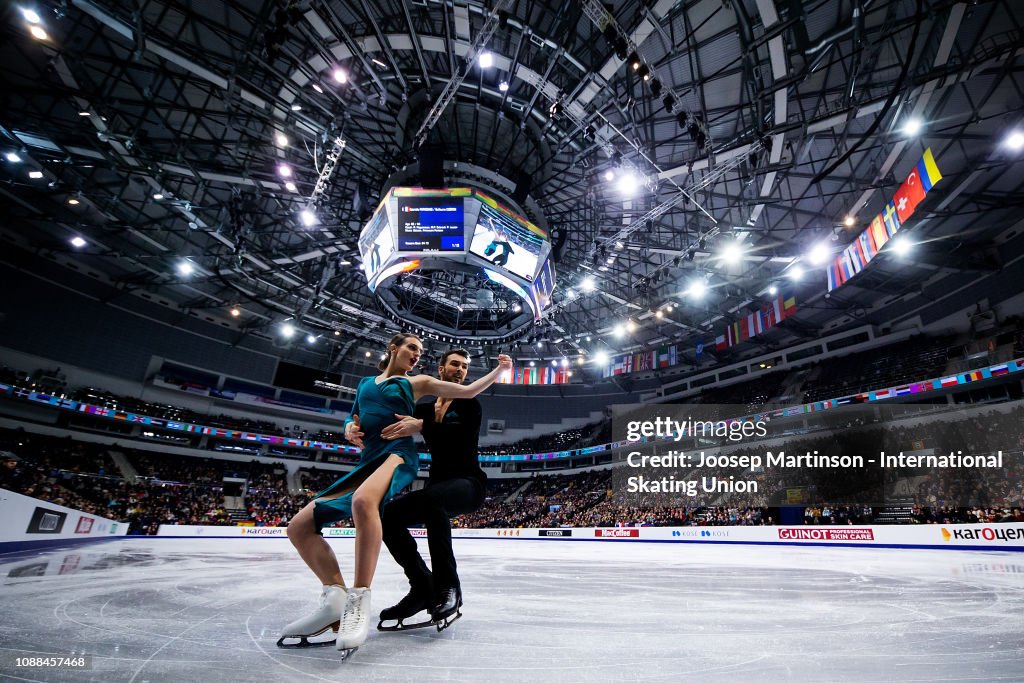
333, 69, 347, 84
721, 241, 743, 265
808, 242, 830, 266
281, 323, 295, 338
890, 236, 912, 257
904, 117, 922, 136
594, 351, 609, 365
69, 236, 86, 248
300, 209, 317, 227
478, 51, 493, 68
177, 261, 195, 276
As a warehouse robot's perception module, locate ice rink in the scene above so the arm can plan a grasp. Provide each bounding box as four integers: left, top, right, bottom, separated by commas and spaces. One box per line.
1, 536, 1022, 682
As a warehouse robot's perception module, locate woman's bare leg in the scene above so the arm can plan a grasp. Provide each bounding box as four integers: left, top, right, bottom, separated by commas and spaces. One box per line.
286, 500, 344, 586
351, 454, 404, 587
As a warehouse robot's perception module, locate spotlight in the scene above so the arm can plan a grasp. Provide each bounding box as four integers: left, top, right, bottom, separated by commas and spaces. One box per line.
69, 236, 86, 248
628, 52, 641, 70
721, 241, 743, 265
365, 351, 371, 357
513, 303, 522, 312
67, 197, 80, 205
1005, 130, 1024, 151
334, 330, 341, 336
177, 260, 195, 276
299, 209, 317, 226
613, 36, 628, 60
617, 172, 638, 194
29, 25, 48, 40
28, 170, 43, 179
281, 323, 295, 338
551, 359, 558, 366
808, 242, 830, 266
529, 361, 536, 367
649, 78, 661, 97
604, 169, 615, 182
21, 8, 42, 23
595, 351, 609, 365
613, 323, 625, 338
768, 285, 778, 296
333, 69, 347, 83
306, 334, 317, 345
284, 181, 297, 192
78, 111, 91, 116
903, 117, 923, 136
666, 304, 673, 313
655, 310, 663, 319
275, 132, 289, 146
890, 236, 912, 257
637, 64, 650, 81
499, 81, 509, 92
230, 307, 241, 317
290, 104, 302, 112
687, 280, 706, 299
478, 51, 493, 68
311, 83, 323, 94
663, 94, 675, 113
153, 193, 164, 200
277, 164, 292, 177
844, 215, 856, 227
676, 110, 689, 127
789, 265, 804, 281
5, 152, 22, 163
581, 276, 596, 293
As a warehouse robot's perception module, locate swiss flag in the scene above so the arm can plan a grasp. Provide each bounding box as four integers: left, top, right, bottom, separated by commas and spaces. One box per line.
892, 167, 927, 223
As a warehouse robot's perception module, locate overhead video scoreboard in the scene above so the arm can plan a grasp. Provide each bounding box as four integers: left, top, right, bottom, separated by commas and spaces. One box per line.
358, 187, 554, 319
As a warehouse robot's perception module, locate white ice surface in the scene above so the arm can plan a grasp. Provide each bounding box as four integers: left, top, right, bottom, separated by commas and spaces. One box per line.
1, 537, 1022, 682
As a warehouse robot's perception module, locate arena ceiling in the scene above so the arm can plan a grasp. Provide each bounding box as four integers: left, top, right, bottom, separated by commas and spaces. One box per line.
1, 0, 1023, 368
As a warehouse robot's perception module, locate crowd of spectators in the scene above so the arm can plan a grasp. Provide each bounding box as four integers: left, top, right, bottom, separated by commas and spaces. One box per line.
802, 335, 952, 402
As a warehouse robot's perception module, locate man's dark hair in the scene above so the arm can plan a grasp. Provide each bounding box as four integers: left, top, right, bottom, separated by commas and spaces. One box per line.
441, 348, 470, 365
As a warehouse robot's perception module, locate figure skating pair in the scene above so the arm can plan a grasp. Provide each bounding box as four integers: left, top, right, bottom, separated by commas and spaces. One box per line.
276, 336, 509, 657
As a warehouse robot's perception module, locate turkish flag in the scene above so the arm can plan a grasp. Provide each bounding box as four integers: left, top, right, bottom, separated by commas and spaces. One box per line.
892, 166, 927, 223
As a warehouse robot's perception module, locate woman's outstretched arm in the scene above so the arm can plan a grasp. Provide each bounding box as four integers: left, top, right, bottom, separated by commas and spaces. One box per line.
410, 354, 512, 401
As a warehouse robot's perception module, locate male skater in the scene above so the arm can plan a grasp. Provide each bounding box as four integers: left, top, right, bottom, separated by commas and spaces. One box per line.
376, 348, 489, 630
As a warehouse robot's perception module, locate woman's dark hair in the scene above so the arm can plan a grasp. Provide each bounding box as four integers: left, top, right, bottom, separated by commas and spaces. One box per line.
378, 333, 421, 371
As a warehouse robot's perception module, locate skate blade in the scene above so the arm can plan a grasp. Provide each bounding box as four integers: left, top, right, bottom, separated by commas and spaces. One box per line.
435, 610, 463, 632
378, 618, 436, 632
276, 635, 338, 648
337, 647, 358, 662
276, 621, 340, 648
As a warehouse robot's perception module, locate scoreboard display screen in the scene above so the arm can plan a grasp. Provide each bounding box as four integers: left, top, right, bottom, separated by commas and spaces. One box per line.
396, 196, 465, 252
470, 203, 544, 282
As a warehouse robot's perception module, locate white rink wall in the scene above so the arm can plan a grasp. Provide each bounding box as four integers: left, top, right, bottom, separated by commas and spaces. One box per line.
0, 489, 129, 543
156, 522, 1024, 551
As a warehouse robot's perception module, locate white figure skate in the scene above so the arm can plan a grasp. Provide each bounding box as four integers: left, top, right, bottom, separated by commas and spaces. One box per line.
276, 584, 346, 648
335, 587, 371, 656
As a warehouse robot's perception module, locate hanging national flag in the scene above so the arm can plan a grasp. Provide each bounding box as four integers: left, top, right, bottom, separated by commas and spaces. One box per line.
882, 201, 901, 236
869, 215, 889, 253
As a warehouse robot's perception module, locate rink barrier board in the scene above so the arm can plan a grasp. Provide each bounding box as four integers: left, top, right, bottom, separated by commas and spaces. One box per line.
154, 523, 1024, 551
0, 489, 129, 552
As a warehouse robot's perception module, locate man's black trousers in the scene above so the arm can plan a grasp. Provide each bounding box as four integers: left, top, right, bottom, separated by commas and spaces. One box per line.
381, 477, 485, 594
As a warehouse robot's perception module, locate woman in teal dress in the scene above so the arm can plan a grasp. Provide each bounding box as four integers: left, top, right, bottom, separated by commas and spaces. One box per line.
280, 333, 512, 652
